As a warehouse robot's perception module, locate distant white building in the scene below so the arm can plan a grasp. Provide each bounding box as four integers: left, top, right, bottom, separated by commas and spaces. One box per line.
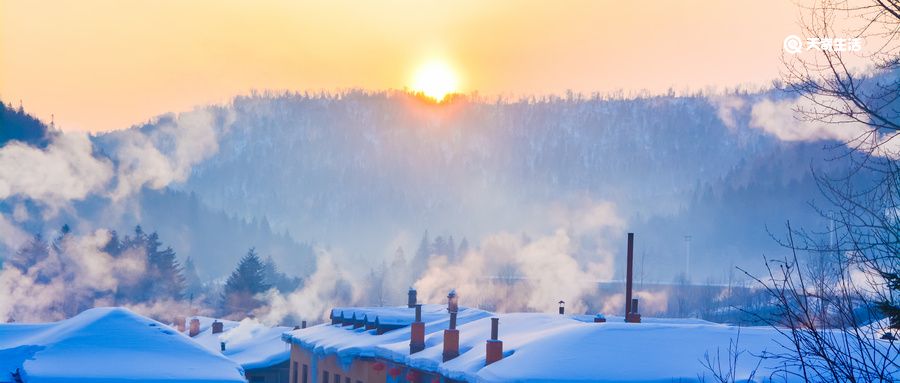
0, 307, 246, 383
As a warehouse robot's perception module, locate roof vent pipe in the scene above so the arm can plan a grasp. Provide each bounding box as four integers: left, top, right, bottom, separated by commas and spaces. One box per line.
447, 289, 459, 313
408, 288, 417, 308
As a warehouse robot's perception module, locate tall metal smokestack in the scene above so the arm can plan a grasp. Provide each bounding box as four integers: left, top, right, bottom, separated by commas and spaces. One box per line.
625, 233, 634, 317
684, 235, 692, 282
625, 233, 642, 323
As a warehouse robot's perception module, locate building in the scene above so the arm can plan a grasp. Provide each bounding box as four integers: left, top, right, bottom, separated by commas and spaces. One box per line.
187, 316, 294, 383
282, 298, 806, 383
0, 307, 246, 383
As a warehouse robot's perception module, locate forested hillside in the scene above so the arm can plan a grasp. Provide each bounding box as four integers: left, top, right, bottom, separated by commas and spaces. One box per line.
117, 91, 854, 279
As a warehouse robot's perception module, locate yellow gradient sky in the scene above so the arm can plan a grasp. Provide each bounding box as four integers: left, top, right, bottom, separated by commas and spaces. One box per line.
1, 1, 802, 132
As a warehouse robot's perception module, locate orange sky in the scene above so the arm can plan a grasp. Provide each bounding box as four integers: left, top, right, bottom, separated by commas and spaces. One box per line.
1, 1, 802, 132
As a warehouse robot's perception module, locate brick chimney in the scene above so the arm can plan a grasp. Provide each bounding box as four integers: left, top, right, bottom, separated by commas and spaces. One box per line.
485, 318, 503, 365
408, 288, 418, 308
212, 320, 223, 334
301, 320, 307, 329
174, 316, 186, 332
624, 233, 641, 323
443, 312, 459, 361
410, 304, 425, 354
189, 318, 201, 337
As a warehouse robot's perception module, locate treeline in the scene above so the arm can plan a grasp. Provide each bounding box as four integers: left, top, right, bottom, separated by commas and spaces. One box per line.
411, 231, 470, 276
0, 100, 51, 147
4, 225, 301, 321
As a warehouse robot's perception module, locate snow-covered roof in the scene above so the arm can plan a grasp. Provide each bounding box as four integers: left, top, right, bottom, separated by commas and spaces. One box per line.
0, 307, 245, 383
285, 304, 491, 365
285, 305, 806, 382
330, 304, 459, 327
189, 316, 292, 370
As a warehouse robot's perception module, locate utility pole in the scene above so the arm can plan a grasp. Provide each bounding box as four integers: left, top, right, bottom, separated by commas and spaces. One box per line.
684, 235, 692, 283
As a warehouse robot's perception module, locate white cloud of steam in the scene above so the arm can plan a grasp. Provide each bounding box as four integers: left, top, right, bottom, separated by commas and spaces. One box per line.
750, 97, 900, 158
0, 108, 228, 322
415, 200, 625, 314
0, 133, 114, 210
0, 108, 227, 212
121, 299, 214, 323
257, 251, 360, 325
220, 317, 265, 344
0, 230, 149, 322
709, 95, 746, 130
0, 215, 29, 251
242, 201, 629, 323
109, 109, 226, 200
598, 290, 669, 316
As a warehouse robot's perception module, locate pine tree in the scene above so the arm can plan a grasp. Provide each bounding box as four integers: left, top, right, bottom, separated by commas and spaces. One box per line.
457, 237, 470, 258
387, 246, 411, 303
433, 236, 447, 256
222, 248, 270, 316
412, 230, 430, 277
103, 230, 122, 256
114, 226, 150, 303
261, 256, 299, 292
878, 272, 900, 327
9, 234, 49, 271
183, 257, 204, 300
447, 236, 457, 261
51, 224, 71, 254
147, 241, 185, 301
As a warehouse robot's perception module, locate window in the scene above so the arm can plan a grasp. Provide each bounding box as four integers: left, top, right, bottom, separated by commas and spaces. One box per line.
322, 371, 329, 383
292, 362, 298, 383
345, 378, 351, 383
334, 374, 341, 383
302, 364, 308, 383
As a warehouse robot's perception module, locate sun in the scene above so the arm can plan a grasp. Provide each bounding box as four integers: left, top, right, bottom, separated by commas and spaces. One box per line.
411, 60, 459, 102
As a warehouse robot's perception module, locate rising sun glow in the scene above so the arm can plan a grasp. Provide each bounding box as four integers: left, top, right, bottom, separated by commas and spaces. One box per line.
411, 61, 459, 102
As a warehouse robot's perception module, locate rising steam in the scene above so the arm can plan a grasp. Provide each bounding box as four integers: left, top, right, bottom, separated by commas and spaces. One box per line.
0, 108, 228, 322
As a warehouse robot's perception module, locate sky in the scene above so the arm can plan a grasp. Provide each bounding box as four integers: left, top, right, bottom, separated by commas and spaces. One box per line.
1, 0, 802, 132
